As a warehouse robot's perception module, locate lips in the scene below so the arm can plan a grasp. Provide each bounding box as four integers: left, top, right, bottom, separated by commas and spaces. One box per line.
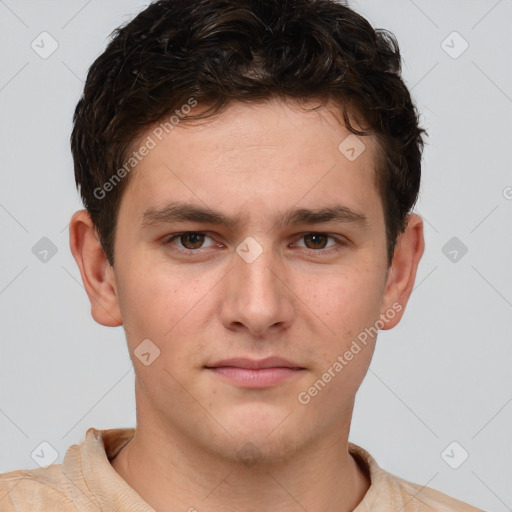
205, 357, 304, 370
205, 357, 305, 388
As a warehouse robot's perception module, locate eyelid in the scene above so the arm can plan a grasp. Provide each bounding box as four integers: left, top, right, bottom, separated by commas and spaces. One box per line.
163, 231, 219, 251
290, 233, 349, 252
293, 233, 337, 246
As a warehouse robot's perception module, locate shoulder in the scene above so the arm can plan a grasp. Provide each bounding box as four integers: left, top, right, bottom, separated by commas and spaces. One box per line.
0, 465, 76, 511
0, 427, 136, 511
348, 443, 485, 512
386, 472, 485, 511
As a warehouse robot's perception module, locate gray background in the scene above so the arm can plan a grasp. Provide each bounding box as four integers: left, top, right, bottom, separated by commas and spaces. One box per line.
0, 0, 511, 510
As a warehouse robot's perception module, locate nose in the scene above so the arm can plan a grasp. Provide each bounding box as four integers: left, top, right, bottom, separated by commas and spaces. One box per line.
219, 243, 295, 337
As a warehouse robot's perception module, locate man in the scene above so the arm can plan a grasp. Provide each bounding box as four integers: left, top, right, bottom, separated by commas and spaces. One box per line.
0, 0, 484, 510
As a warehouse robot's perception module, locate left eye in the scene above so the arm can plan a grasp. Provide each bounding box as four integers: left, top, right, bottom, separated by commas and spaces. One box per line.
294, 233, 338, 250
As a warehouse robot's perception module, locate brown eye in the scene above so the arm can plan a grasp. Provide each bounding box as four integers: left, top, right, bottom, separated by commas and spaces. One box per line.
303, 233, 329, 249
179, 232, 205, 249
164, 232, 218, 253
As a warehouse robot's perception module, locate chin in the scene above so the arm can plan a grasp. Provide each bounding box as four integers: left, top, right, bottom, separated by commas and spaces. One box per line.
203, 411, 314, 468
213, 432, 304, 468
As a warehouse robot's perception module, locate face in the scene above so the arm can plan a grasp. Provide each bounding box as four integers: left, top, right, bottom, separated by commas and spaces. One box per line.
90, 99, 414, 464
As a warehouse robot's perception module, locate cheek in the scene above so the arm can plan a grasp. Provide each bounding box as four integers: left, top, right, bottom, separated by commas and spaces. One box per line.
295, 265, 384, 339
293, 271, 381, 416
117, 256, 206, 335
116, 257, 219, 381
118, 265, 209, 403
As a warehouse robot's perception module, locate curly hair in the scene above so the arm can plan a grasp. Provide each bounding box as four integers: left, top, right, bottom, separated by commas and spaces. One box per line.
71, 0, 425, 266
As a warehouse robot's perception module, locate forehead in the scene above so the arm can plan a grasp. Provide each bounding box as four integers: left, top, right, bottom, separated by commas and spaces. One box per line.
119, 99, 383, 227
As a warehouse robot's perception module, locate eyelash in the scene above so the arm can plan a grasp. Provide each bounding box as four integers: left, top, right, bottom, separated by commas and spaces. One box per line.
162, 232, 348, 256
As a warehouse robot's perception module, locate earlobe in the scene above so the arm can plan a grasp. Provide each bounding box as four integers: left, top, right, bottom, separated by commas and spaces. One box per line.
69, 210, 123, 327
380, 214, 425, 330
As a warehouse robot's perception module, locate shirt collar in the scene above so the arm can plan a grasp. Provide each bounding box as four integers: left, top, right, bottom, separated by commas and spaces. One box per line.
63, 427, 153, 511
63, 427, 385, 511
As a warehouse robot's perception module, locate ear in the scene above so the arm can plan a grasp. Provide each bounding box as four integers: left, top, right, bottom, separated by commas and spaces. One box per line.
380, 213, 424, 329
69, 210, 122, 327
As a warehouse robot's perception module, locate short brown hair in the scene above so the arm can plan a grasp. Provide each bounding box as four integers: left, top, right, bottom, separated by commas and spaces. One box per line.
71, 0, 425, 266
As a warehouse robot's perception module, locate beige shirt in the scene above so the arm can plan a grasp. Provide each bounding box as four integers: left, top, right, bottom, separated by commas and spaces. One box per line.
0, 427, 484, 511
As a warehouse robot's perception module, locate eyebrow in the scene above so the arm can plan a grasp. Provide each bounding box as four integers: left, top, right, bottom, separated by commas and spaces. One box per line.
141, 202, 368, 230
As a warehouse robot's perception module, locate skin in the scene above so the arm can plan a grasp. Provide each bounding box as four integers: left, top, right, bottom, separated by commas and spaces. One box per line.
69, 98, 424, 512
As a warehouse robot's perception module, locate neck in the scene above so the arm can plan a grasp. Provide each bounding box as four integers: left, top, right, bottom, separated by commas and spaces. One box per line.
111, 419, 370, 512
